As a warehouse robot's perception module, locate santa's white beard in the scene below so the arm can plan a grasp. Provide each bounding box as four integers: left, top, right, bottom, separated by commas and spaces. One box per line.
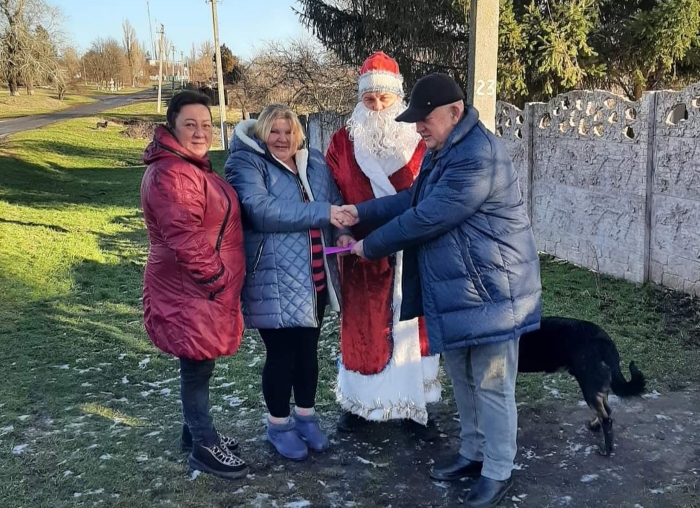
347, 101, 421, 161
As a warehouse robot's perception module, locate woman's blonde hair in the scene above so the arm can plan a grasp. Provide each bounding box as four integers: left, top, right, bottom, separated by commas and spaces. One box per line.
254, 103, 306, 152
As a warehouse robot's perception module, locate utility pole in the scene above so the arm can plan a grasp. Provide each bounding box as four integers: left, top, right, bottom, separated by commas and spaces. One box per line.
172, 45, 176, 90
181, 50, 185, 87
146, 1, 156, 59
466, 0, 499, 132
209, 0, 228, 151
157, 24, 165, 114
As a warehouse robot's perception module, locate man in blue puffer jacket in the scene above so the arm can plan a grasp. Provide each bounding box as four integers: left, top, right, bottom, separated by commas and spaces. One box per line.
344, 74, 542, 508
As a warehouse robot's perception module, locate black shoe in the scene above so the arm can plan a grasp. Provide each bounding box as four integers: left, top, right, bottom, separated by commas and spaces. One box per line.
337, 412, 369, 433
404, 417, 440, 442
464, 476, 513, 508
187, 442, 248, 480
430, 454, 483, 481
180, 424, 239, 453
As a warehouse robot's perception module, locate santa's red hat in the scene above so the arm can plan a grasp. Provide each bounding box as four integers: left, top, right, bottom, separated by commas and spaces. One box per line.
358, 51, 404, 98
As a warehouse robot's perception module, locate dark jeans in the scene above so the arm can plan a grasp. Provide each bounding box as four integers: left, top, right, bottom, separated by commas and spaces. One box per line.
258, 295, 326, 418
180, 358, 218, 447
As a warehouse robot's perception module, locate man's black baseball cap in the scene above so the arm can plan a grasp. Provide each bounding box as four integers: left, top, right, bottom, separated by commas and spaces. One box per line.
396, 73, 465, 123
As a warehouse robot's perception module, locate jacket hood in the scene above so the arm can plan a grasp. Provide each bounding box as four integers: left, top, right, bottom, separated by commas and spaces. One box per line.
230, 119, 266, 156
230, 119, 311, 172
143, 125, 212, 172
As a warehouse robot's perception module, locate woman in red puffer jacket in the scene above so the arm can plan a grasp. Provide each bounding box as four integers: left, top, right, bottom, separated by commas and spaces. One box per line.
140, 91, 246, 481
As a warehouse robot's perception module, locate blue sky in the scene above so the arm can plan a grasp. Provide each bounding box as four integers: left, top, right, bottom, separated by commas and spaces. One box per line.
52, 0, 310, 59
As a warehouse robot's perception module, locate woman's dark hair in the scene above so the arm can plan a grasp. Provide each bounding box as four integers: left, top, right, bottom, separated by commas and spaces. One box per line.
166, 91, 212, 127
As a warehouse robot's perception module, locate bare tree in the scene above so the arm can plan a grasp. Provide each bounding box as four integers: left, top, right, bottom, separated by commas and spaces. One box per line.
0, 0, 65, 95
82, 37, 127, 89
237, 38, 357, 114
189, 40, 215, 84
54, 45, 81, 99
122, 19, 144, 87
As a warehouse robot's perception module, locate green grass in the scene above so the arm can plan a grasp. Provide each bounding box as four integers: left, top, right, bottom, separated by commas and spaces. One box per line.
0, 101, 698, 506
0, 88, 97, 119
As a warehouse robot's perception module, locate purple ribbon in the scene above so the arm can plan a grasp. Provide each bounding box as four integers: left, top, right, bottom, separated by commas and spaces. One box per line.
324, 245, 354, 255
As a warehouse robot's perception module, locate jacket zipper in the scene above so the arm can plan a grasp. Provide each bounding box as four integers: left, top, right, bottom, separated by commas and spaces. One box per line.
209, 181, 232, 301
251, 237, 265, 277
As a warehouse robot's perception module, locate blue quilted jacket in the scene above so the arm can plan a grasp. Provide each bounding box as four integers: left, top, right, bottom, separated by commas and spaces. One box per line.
225, 120, 346, 329
356, 106, 542, 353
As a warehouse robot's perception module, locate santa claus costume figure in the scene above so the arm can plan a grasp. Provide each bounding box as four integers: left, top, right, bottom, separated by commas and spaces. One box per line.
326, 52, 442, 436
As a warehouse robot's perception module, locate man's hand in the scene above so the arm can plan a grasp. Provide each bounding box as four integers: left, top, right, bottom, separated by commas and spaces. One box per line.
330, 205, 359, 228
351, 239, 367, 259
340, 205, 359, 223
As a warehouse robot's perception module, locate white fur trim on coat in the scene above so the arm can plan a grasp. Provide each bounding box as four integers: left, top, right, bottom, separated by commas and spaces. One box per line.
358, 70, 404, 98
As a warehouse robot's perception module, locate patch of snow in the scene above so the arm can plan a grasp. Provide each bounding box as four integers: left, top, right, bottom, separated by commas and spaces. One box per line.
140, 390, 154, 398
135, 454, 149, 462
63, 471, 74, 477
99, 454, 112, 460
1, 425, 14, 436
559, 496, 572, 506
159, 388, 171, 396
56, 365, 70, 370
118, 354, 127, 360
284, 502, 311, 508
649, 488, 665, 494
145, 431, 161, 437
121, 377, 129, 385
12, 444, 29, 455
287, 482, 295, 490
81, 383, 93, 387
138, 357, 151, 369
655, 414, 671, 421
189, 470, 202, 481
581, 474, 599, 483
354, 455, 388, 468
642, 390, 660, 399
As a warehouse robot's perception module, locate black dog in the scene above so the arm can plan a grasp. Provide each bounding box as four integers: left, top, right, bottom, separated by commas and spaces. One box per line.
519, 317, 646, 455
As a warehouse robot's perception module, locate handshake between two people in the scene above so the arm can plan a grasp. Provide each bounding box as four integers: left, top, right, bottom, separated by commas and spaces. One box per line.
330, 205, 359, 229
328, 205, 365, 258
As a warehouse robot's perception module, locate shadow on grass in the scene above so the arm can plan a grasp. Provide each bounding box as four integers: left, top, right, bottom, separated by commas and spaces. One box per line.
0, 153, 144, 209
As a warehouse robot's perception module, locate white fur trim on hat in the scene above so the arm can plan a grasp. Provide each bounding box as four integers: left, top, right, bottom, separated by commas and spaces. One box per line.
358, 70, 404, 98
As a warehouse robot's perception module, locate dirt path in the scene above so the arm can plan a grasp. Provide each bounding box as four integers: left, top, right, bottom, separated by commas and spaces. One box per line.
194, 388, 699, 508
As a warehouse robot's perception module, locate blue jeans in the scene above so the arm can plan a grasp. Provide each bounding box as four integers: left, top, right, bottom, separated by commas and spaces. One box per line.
180, 358, 218, 447
443, 338, 519, 481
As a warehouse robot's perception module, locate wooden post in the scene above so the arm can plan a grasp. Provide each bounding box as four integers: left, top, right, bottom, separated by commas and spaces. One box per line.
209, 0, 228, 151
466, 0, 500, 132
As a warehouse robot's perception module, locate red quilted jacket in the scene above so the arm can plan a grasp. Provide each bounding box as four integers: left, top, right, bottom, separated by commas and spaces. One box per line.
140, 126, 245, 360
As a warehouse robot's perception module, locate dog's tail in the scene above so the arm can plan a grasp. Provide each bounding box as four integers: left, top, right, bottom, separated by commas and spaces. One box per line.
610, 361, 646, 397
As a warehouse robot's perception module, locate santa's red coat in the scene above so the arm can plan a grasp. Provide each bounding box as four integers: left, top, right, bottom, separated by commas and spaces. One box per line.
326, 127, 429, 375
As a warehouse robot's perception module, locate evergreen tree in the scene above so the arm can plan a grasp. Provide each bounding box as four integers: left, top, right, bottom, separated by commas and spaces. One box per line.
297, 0, 700, 105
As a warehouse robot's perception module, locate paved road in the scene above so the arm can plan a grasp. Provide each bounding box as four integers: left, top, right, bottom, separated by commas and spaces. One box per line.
0, 91, 156, 136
